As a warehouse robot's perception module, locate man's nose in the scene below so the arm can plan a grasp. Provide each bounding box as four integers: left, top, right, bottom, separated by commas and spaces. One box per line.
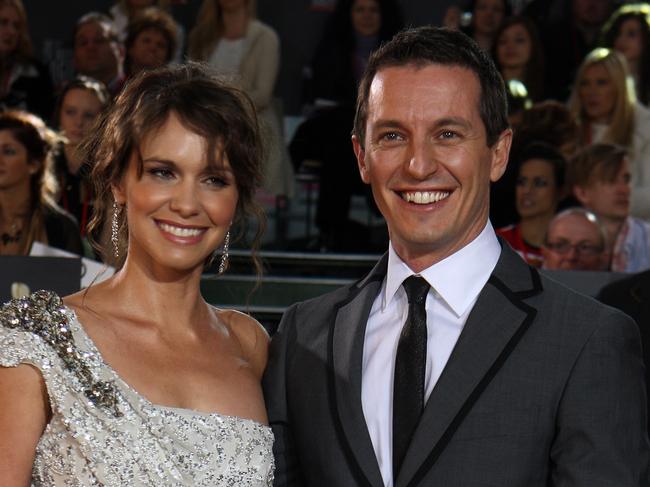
406, 141, 439, 178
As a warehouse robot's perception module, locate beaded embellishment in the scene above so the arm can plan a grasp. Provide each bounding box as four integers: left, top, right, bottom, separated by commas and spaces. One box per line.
0, 290, 122, 417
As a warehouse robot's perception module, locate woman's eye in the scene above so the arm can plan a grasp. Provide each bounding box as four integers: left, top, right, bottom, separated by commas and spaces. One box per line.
205, 176, 228, 187
149, 168, 174, 179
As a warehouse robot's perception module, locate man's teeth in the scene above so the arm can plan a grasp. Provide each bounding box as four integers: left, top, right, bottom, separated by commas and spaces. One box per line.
159, 223, 203, 237
403, 191, 450, 204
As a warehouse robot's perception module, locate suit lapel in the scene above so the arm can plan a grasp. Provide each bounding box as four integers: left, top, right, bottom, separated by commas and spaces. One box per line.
396, 244, 543, 487
330, 255, 387, 487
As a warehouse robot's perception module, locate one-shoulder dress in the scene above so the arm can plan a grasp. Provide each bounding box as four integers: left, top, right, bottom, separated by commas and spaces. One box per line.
0, 291, 275, 486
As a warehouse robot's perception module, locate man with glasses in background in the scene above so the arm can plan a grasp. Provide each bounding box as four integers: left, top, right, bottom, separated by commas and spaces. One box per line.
542, 207, 609, 270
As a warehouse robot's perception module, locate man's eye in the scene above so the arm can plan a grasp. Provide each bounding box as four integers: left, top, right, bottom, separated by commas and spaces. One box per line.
439, 130, 457, 139
381, 132, 402, 142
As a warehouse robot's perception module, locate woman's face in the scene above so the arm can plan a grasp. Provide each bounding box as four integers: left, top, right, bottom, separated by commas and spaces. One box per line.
578, 63, 617, 124
497, 23, 532, 70
473, 0, 506, 37
0, 129, 36, 192
351, 0, 381, 37
128, 27, 169, 72
516, 158, 559, 220
0, 5, 20, 57
113, 112, 239, 274
614, 18, 644, 64
59, 88, 104, 146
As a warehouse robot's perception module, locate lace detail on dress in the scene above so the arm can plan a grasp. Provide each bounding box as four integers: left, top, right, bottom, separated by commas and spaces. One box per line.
0, 291, 274, 486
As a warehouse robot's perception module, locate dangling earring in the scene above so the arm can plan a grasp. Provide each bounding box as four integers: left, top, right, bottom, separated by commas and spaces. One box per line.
111, 202, 121, 258
218, 231, 230, 274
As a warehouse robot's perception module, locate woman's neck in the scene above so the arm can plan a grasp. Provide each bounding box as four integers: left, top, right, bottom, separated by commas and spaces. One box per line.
501, 66, 525, 82
222, 8, 249, 40
0, 182, 31, 223
520, 213, 553, 247
105, 251, 211, 334
63, 143, 83, 175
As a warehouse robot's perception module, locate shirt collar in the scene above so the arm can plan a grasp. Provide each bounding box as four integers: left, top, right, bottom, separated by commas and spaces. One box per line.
383, 221, 501, 317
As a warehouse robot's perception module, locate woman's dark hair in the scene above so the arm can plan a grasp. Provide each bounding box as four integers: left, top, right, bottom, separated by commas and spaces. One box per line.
600, 3, 650, 105
492, 15, 545, 101
79, 62, 266, 271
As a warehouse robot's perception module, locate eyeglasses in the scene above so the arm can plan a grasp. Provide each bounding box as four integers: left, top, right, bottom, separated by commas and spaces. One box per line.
544, 240, 604, 256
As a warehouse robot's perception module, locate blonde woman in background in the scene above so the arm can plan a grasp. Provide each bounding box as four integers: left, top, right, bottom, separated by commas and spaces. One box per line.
189, 0, 293, 203
569, 47, 650, 219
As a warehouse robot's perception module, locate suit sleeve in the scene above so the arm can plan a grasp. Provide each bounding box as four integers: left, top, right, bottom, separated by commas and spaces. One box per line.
263, 304, 305, 486
550, 310, 650, 486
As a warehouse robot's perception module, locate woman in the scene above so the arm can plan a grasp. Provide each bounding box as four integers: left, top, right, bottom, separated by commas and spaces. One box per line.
497, 142, 566, 267
493, 15, 545, 102
110, 0, 185, 62
189, 0, 293, 201
601, 3, 650, 106
53, 75, 110, 237
295, 0, 402, 250
0, 110, 82, 256
0, 0, 53, 119
569, 47, 650, 219
0, 64, 273, 484
124, 6, 178, 78
444, 0, 511, 52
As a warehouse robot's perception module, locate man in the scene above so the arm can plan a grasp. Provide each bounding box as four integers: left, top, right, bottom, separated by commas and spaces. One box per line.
570, 144, 650, 272
72, 12, 125, 96
542, 207, 610, 271
263, 26, 648, 486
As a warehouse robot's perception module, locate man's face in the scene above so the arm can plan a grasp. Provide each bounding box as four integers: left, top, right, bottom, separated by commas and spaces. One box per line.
574, 158, 631, 222
573, 0, 612, 27
542, 213, 607, 270
352, 64, 511, 271
74, 21, 120, 80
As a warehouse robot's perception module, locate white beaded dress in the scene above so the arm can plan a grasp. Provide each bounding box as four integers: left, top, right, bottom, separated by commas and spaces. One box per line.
0, 291, 275, 486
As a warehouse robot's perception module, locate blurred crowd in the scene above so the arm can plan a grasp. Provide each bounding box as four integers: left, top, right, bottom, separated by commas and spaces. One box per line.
0, 0, 649, 277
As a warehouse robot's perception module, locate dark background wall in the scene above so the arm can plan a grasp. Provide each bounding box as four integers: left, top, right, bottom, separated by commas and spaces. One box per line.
24, 0, 453, 114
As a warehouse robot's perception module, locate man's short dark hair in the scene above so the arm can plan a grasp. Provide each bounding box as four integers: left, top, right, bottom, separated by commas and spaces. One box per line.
353, 26, 509, 148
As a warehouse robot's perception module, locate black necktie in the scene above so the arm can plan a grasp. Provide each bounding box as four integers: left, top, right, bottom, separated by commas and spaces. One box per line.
393, 275, 430, 481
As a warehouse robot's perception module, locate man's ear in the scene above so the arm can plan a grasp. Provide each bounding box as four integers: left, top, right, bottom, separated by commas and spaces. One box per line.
352, 135, 370, 184
489, 128, 513, 183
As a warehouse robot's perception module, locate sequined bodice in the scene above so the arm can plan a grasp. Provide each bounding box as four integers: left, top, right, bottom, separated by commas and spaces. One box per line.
0, 291, 274, 486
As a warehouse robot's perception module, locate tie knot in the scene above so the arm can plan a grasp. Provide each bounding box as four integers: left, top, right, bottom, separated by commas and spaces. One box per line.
402, 275, 430, 304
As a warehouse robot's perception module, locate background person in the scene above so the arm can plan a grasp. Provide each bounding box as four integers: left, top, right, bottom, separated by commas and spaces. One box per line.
52, 75, 110, 239
600, 3, 650, 106
497, 142, 566, 267
0, 110, 81, 256
0, 0, 53, 119
189, 0, 293, 203
568, 47, 650, 219
0, 63, 273, 485
72, 12, 125, 96
124, 6, 178, 78
541, 207, 609, 270
570, 143, 650, 272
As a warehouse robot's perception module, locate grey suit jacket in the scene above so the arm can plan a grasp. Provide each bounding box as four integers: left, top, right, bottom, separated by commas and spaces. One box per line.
263, 243, 650, 486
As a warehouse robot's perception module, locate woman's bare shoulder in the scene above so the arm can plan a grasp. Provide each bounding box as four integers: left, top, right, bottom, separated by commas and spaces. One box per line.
214, 307, 270, 376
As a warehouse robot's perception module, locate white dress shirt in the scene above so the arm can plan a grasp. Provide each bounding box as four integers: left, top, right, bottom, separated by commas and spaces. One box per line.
361, 222, 502, 486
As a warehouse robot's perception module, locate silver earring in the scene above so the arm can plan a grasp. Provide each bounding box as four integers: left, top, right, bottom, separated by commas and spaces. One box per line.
111, 202, 121, 258
218, 231, 230, 274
